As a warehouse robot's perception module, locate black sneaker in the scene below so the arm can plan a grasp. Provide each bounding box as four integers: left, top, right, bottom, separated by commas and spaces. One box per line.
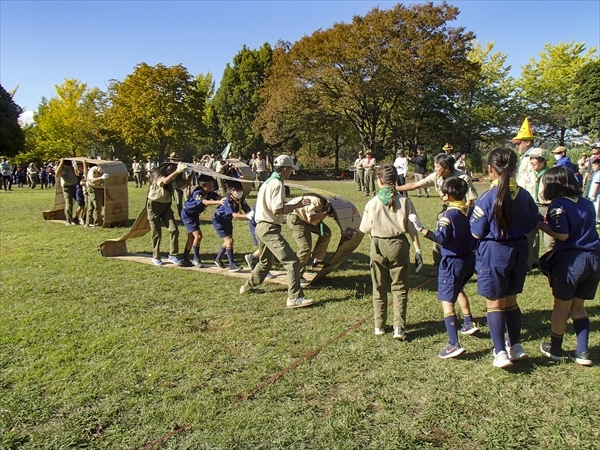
180, 259, 194, 267
540, 342, 566, 362
213, 259, 225, 269
568, 351, 593, 366
228, 264, 243, 273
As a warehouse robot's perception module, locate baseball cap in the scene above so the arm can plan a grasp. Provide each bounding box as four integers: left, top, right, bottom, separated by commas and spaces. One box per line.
528, 148, 548, 160
273, 155, 299, 170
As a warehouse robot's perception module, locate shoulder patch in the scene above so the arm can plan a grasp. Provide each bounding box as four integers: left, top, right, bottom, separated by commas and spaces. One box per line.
437, 217, 451, 228
471, 205, 485, 220
549, 207, 564, 220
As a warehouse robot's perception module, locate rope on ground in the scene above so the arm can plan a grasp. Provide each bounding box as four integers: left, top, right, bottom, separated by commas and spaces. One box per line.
234, 275, 438, 404
138, 275, 437, 448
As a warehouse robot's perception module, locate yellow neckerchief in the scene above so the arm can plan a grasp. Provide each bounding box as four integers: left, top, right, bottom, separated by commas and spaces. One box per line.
447, 200, 469, 216
491, 177, 519, 199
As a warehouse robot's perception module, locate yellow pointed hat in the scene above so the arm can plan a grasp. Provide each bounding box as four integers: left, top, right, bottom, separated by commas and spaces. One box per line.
512, 117, 535, 141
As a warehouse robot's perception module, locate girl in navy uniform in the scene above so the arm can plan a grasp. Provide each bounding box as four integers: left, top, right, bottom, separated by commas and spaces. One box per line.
537, 167, 600, 366
409, 178, 478, 358
212, 180, 252, 272
180, 175, 224, 267
470, 148, 540, 368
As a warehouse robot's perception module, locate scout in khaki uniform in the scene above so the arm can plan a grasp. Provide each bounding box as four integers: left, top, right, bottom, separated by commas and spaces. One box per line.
362, 149, 377, 196
287, 194, 333, 286
85, 163, 108, 227
56, 158, 78, 225
359, 163, 423, 340
240, 155, 314, 309
354, 151, 365, 192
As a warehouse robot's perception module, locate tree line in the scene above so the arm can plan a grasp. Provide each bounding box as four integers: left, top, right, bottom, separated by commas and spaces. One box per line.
1, 2, 599, 173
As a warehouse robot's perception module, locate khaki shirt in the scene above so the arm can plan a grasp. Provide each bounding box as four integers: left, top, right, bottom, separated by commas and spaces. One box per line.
60, 167, 77, 186
255, 177, 285, 225
359, 194, 417, 238
289, 195, 325, 224
522, 167, 549, 205
416, 168, 478, 202
86, 166, 103, 189
517, 150, 533, 188
147, 176, 172, 203
362, 156, 376, 170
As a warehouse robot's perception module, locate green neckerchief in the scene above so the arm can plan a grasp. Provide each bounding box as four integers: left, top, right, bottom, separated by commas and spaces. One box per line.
491, 177, 519, 200
377, 186, 393, 205
266, 171, 283, 184
447, 200, 469, 216
533, 166, 549, 203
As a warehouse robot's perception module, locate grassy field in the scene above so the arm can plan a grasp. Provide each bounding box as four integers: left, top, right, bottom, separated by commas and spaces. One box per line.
1, 177, 599, 450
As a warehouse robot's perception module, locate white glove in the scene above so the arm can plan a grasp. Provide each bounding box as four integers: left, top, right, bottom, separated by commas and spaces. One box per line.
246, 210, 255, 220
408, 213, 423, 231
100, 173, 110, 180
176, 162, 187, 173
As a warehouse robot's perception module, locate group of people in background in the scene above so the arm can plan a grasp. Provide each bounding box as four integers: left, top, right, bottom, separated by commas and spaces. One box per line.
0, 158, 58, 190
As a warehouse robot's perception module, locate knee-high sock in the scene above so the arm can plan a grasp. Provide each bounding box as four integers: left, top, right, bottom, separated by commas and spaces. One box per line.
193, 244, 200, 260
225, 247, 235, 266
504, 304, 522, 346
487, 308, 506, 354
444, 313, 459, 347
215, 246, 226, 261
573, 317, 590, 354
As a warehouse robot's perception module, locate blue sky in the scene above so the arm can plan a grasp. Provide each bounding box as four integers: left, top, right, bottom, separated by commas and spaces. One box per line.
2, 1, 599, 121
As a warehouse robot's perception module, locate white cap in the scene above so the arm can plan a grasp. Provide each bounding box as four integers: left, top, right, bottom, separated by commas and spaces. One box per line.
273, 155, 299, 170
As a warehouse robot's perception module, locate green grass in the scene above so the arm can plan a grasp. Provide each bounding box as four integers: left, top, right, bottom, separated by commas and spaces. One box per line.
1, 179, 599, 449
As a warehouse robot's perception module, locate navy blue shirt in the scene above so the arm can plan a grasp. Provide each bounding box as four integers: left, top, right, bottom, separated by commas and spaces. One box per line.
181, 187, 218, 220
470, 182, 540, 240
213, 195, 251, 223
434, 207, 476, 256
546, 196, 600, 253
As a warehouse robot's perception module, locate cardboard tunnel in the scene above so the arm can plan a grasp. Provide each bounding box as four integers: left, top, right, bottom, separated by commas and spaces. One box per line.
43, 158, 129, 228
100, 163, 364, 286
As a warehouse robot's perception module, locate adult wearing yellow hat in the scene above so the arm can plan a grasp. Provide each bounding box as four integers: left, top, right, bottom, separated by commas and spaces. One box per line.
511, 118, 537, 272
442, 143, 454, 155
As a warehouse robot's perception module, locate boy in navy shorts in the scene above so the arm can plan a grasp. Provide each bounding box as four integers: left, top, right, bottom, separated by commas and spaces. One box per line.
537, 167, 600, 366
212, 180, 253, 272
409, 178, 478, 358
180, 175, 224, 267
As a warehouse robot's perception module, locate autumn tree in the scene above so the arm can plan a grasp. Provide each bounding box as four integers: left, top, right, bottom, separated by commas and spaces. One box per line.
449, 41, 519, 156
30, 79, 102, 161
516, 41, 598, 145
105, 63, 206, 163
0, 84, 25, 157
570, 59, 600, 140
212, 44, 273, 157
264, 2, 475, 160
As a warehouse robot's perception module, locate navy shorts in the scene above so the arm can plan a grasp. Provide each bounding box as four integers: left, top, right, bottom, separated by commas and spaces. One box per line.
75, 187, 85, 206
540, 249, 600, 301
438, 252, 475, 302
212, 216, 233, 238
476, 238, 528, 299
180, 211, 200, 234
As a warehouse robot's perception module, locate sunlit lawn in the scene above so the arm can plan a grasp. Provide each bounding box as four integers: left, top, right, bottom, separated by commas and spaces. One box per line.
1, 177, 598, 449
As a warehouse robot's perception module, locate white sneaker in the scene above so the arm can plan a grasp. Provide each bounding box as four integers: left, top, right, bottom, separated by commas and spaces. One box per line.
299, 277, 310, 288
393, 326, 406, 340
492, 350, 513, 368
374, 327, 385, 336
506, 341, 528, 361
286, 297, 314, 309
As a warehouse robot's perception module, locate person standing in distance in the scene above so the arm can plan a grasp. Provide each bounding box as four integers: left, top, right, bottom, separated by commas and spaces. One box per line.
408, 145, 429, 198
240, 155, 314, 308
354, 151, 365, 192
